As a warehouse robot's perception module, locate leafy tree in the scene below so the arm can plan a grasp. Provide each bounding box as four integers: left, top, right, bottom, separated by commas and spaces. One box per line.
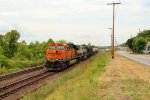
0, 46, 8, 67
68, 41, 74, 44
3, 30, 20, 58
132, 37, 147, 53
28, 41, 46, 60
47, 38, 54, 44
14, 41, 32, 60
0, 34, 4, 46
126, 29, 150, 53
0, 46, 4, 54
137, 30, 150, 38
40, 41, 47, 55
145, 37, 150, 41
126, 38, 134, 50
0, 30, 57, 72
57, 40, 67, 44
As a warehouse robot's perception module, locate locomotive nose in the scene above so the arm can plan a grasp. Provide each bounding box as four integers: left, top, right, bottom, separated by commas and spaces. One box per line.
56, 50, 58, 54
53, 49, 59, 54
46, 49, 61, 57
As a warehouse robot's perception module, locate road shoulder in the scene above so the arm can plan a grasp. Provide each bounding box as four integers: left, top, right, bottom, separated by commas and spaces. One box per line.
117, 51, 150, 66
99, 54, 150, 100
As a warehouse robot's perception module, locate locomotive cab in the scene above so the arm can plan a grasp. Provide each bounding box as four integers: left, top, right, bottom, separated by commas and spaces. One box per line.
46, 44, 66, 61
45, 43, 77, 71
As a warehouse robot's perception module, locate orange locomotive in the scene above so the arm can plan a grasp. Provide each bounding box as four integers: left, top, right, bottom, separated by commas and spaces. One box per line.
45, 43, 78, 71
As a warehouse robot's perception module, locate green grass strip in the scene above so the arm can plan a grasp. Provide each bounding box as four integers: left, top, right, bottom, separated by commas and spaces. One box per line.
23, 52, 111, 100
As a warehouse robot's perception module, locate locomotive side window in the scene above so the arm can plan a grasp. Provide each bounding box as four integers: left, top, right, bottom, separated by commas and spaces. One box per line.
57, 46, 65, 50
49, 46, 55, 49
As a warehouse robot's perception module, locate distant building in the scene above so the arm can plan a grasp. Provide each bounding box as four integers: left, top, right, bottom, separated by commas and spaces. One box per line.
146, 42, 150, 51
142, 42, 150, 54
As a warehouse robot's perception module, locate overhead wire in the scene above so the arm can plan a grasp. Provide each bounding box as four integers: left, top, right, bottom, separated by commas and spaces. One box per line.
114, 0, 121, 20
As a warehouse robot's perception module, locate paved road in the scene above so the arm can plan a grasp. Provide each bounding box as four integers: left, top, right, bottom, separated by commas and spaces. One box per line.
117, 51, 150, 66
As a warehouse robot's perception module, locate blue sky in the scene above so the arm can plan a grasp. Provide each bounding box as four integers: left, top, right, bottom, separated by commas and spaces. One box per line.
0, 0, 149, 46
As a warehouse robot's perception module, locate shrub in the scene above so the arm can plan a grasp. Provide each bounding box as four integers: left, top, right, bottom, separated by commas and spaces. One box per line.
132, 37, 147, 53
0, 54, 8, 67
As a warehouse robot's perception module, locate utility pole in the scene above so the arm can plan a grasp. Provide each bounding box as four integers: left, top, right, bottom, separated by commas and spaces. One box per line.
107, 2, 121, 59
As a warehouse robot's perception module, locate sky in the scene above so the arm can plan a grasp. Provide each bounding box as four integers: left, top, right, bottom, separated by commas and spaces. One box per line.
0, 0, 150, 46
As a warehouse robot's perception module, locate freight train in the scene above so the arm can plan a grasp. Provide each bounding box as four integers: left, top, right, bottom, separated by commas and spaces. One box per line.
45, 43, 98, 71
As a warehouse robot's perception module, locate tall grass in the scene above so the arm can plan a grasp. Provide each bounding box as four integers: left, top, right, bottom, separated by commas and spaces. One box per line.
23, 52, 111, 100
0, 59, 44, 74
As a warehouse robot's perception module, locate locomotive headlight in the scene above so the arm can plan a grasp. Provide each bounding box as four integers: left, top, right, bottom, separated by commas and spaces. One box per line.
46, 59, 49, 62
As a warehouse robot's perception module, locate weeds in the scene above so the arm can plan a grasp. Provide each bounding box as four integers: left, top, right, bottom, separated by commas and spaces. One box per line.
23, 52, 111, 100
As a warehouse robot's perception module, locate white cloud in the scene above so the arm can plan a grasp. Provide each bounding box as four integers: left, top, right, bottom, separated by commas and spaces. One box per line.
0, 0, 149, 46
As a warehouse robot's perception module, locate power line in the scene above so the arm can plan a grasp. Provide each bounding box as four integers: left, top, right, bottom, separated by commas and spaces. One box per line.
115, 0, 121, 19
115, 5, 120, 19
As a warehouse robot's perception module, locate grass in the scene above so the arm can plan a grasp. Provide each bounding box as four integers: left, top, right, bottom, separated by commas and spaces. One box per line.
0, 59, 44, 74
22, 52, 111, 100
98, 54, 150, 100
99, 78, 150, 100
121, 79, 150, 100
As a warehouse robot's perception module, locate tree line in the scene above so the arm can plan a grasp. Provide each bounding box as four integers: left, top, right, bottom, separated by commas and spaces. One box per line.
0, 30, 72, 73
126, 30, 150, 53
0, 30, 93, 74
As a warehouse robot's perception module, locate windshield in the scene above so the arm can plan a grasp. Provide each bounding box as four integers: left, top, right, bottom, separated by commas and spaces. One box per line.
57, 46, 65, 50
49, 45, 55, 49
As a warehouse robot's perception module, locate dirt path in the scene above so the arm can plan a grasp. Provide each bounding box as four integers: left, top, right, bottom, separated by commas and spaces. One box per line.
99, 54, 150, 100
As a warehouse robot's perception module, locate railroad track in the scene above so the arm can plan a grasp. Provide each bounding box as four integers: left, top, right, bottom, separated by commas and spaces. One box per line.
0, 63, 78, 100
0, 71, 55, 100
0, 65, 44, 82
0, 54, 98, 100
0, 63, 79, 100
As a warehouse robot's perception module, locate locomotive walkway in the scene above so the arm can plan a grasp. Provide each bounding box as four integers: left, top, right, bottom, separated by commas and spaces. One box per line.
99, 54, 150, 100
